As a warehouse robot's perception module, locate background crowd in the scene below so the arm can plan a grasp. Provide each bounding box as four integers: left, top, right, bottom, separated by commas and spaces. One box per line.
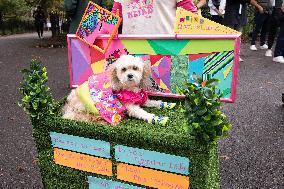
62, 0, 284, 64
1, 0, 283, 63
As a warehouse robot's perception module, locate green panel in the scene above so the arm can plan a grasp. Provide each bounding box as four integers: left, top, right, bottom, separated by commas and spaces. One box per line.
121, 39, 156, 54
170, 55, 189, 93
179, 40, 235, 55
148, 39, 190, 55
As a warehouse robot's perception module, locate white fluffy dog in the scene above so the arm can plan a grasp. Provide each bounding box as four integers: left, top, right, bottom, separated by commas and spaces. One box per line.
110, 55, 175, 125
62, 55, 175, 125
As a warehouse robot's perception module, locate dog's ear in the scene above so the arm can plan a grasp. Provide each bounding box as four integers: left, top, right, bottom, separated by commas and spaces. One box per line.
140, 60, 151, 90
109, 64, 122, 92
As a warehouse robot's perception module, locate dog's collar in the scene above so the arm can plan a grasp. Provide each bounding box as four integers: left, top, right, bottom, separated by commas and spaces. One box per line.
114, 89, 148, 105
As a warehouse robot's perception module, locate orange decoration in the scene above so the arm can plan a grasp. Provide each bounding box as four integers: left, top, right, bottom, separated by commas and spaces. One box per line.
53, 148, 112, 176
201, 80, 208, 87
117, 163, 190, 189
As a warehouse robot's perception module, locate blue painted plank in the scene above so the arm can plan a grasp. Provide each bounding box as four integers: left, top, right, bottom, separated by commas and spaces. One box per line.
49, 132, 110, 158
115, 145, 190, 175
88, 176, 144, 189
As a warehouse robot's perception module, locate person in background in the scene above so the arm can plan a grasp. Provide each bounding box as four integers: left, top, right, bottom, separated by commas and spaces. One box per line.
265, 0, 283, 57
195, 0, 207, 15
112, 0, 198, 35
208, 0, 226, 24
33, 6, 45, 39
223, 0, 264, 61
250, 0, 273, 51
272, 1, 284, 63
64, 0, 103, 34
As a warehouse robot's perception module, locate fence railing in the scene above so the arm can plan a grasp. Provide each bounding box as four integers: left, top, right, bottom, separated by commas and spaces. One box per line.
0, 19, 35, 35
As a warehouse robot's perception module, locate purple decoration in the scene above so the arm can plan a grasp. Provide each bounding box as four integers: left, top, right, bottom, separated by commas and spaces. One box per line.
71, 40, 90, 84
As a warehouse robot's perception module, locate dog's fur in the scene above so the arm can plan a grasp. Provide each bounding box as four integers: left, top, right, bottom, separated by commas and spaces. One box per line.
110, 55, 164, 122
62, 55, 164, 123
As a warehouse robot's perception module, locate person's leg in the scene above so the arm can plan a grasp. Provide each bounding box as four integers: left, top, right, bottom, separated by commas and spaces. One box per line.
266, 11, 278, 56
259, 13, 269, 46
211, 15, 222, 24
267, 11, 278, 49
40, 23, 44, 38
251, 12, 263, 46
36, 24, 41, 38
273, 21, 284, 62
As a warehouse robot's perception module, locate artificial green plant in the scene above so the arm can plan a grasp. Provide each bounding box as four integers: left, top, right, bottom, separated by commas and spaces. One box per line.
182, 74, 231, 144
19, 59, 55, 119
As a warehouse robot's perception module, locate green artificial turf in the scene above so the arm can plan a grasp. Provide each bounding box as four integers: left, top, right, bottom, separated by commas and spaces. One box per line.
32, 102, 220, 189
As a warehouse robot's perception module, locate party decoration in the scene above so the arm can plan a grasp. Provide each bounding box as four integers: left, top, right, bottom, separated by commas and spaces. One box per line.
76, 1, 122, 53
174, 7, 240, 35
67, 34, 240, 102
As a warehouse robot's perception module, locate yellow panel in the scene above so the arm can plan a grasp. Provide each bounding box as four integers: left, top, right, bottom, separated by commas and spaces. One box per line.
174, 8, 240, 35
117, 163, 190, 189
54, 148, 112, 176
91, 59, 105, 74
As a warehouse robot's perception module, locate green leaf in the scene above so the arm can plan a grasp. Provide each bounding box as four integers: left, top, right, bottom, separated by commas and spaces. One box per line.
196, 108, 207, 116
194, 98, 200, 105
203, 115, 211, 121
192, 122, 200, 129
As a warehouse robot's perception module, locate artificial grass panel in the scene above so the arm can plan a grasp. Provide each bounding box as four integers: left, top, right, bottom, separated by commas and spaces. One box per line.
32, 103, 220, 189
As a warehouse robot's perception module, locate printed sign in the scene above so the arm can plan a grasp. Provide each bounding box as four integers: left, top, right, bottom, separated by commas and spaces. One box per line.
76, 1, 122, 53
53, 148, 112, 176
174, 7, 240, 35
88, 176, 144, 189
50, 132, 111, 158
117, 163, 190, 189
115, 145, 190, 175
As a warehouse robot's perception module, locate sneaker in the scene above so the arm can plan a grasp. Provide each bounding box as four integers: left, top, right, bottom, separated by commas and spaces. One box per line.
265, 49, 273, 57
160, 102, 176, 109
149, 116, 169, 126
250, 45, 257, 51
260, 44, 268, 49
273, 56, 284, 63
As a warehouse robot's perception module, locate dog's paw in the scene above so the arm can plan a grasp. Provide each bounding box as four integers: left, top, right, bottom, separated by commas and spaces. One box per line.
149, 116, 169, 126
160, 102, 176, 110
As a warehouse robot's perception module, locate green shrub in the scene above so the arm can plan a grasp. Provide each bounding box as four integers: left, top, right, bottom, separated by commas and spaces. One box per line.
182, 74, 231, 144
19, 59, 56, 119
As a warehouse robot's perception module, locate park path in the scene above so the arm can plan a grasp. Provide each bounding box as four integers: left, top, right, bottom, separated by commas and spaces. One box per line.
0, 32, 283, 188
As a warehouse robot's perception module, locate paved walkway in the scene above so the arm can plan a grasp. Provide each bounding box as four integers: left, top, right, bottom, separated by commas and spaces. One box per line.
0, 32, 283, 188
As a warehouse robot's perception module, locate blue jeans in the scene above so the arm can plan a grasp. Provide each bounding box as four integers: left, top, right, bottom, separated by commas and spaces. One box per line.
251, 12, 270, 45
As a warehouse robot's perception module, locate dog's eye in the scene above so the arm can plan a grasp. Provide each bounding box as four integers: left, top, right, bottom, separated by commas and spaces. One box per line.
121, 67, 126, 72
133, 66, 138, 70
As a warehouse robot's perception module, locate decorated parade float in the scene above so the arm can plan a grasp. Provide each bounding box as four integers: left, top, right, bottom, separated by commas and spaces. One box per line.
20, 2, 241, 189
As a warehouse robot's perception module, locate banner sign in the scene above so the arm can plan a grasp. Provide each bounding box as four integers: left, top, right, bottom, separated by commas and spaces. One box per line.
88, 176, 144, 189
50, 132, 111, 158
117, 163, 190, 189
53, 148, 112, 176
115, 145, 190, 175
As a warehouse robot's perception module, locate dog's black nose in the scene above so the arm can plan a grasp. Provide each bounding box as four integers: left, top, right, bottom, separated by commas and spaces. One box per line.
127, 74, 134, 79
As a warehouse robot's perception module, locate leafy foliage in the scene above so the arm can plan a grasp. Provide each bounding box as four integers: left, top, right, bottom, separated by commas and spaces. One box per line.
0, 0, 30, 19
19, 59, 55, 119
182, 74, 231, 144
